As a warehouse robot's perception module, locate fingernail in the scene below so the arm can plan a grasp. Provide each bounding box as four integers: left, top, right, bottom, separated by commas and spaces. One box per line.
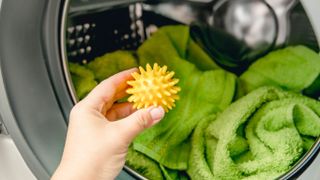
149, 107, 165, 122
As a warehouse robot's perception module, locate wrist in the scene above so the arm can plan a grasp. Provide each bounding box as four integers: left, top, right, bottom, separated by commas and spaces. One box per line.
52, 160, 100, 180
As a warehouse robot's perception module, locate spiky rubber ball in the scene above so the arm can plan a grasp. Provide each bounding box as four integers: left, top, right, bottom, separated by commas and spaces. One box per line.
126, 63, 181, 112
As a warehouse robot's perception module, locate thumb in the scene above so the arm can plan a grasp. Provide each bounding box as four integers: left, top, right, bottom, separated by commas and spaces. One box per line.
113, 106, 165, 143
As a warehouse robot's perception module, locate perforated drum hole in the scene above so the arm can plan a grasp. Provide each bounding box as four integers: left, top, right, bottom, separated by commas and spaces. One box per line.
68, 39, 75, 48
82, 59, 88, 64
83, 23, 90, 33
76, 37, 83, 46
78, 48, 85, 54
84, 35, 90, 42
67, 27, 75, 35
86, 46, 92, 53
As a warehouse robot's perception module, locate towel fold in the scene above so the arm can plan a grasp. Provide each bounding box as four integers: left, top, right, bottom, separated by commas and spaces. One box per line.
238, 46, 320, 97
134, 25, 236, 170
188, 87, 320, 179
126, 147, 164, 179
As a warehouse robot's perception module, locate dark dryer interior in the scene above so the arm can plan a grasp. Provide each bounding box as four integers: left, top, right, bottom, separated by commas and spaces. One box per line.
65, 1, 319, 65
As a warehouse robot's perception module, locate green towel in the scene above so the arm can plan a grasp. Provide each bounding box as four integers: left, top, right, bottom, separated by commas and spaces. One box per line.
69, 51, 138, 99
126, 147, 164, 180
87, 50, 138, 82
138, 25, 220, 71
133, 25, 236, 170
238, 46, 320, 97
159, 165, 189, 180
69, 62, 97, 99
187, 114, 217, 179
68, 25, 320, 179
188, 87, 320, 179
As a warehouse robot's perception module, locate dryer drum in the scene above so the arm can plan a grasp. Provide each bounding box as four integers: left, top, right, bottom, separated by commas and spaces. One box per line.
0, 0, 320, 179
62, 0, 320, 179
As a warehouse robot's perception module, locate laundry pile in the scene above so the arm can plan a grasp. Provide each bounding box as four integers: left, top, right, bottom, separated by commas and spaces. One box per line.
69, 25, 320, 179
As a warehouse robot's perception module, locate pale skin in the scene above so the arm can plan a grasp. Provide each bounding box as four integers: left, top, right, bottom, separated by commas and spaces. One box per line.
52, 68, 165, 180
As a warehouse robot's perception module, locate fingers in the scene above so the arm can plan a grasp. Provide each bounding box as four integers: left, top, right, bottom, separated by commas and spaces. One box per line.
106, 102, 135, 121
81, 68, 138, 112
111, 106, 165, 143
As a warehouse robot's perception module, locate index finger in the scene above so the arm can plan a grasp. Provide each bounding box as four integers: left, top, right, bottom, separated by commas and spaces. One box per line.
81, 68, 138, 112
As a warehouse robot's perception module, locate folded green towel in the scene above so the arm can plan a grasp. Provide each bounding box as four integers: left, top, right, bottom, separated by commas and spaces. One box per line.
87, 50, 138, 82
238, 46, 320, 97
69, 62, 97, 99
188, 87, 320, 179
133, 25, 236, 170
187, 114, 217, 179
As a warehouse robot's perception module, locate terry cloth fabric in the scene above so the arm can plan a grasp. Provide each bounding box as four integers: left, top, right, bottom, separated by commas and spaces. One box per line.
133, 25, 236, 170
188, 87, 320, 179
237, 46, 320, 97
126, 146, 164, 179
69, 62, 97, 99
87, 50, 138, 82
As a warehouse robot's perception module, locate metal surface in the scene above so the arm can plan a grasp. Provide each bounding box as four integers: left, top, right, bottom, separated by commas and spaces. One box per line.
300, 0, 320, 50
69, 0, 143, 13
189, 0, 278, 72
266, 0, 298, 46
149, 0, 318, 73
213, 0, 277, 51
190, 0, 317, 72
61, 0, 78, 104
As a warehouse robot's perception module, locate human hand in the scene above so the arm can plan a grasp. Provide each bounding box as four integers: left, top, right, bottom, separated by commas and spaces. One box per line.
52, 68, 165, 180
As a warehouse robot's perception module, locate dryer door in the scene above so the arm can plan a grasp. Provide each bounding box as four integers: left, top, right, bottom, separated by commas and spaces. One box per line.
0, 0, 134, 179
0, 0, 70, 179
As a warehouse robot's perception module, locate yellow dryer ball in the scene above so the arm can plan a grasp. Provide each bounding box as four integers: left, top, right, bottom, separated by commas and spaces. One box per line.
126, 63, 181, 112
